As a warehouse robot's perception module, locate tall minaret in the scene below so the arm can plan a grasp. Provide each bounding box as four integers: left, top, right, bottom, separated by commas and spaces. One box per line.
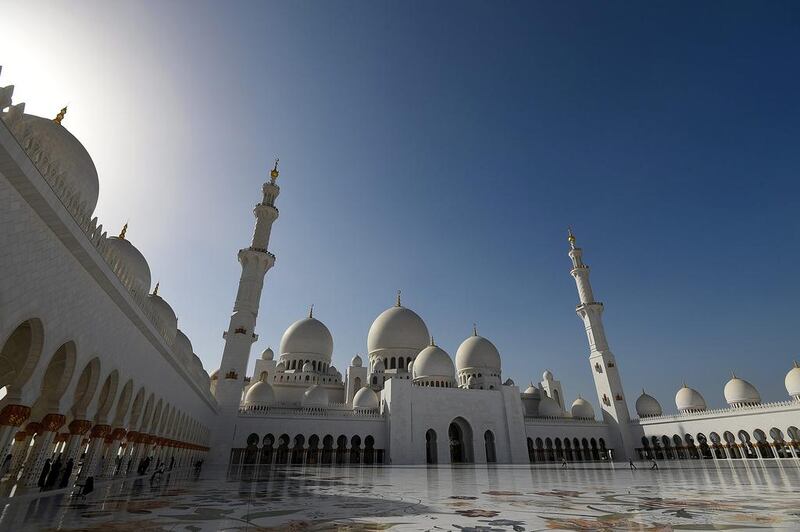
214, 160, 281, 409
567, 229, 633, 459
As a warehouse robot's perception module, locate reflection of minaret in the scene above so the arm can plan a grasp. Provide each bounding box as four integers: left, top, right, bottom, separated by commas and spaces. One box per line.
214, 160, 281, 409
568, 229, 633, 459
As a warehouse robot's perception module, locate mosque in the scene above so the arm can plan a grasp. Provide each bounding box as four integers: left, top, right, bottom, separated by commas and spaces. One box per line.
1, 70, 799, 489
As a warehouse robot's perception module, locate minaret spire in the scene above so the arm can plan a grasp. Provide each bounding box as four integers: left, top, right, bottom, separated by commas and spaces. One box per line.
53, 106, 67, 125
568, 229, 633, 460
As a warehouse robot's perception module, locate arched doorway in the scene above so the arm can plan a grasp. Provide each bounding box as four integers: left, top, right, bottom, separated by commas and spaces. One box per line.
484, 430, 496, 463
426, 429, 438, 464
448, 417, 473, 464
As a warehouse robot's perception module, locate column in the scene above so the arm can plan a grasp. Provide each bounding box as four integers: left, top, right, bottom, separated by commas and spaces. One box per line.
0, 404, 31, 458
79, 424, 111, 480
7, 429, 33, 481
120, 431, 139, 474
21, 414, 65, 487
101, 428, 127, 476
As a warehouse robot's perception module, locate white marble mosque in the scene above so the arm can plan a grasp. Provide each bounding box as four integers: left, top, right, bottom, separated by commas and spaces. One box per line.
1, 66, 800, 508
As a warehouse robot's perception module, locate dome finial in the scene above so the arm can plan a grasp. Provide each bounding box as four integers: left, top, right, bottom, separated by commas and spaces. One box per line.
152, 282, 159, 296
53, 106, 67, 125
473, 322, 478, 336
270, 158, 280, 183
396, 289, 402, 307
119, 222, 128, 239
794, 360, 800, 369
309, 304, 314, 319
731, 370, 737, 379
430, 335, 435, 346
567, 226, 576, 248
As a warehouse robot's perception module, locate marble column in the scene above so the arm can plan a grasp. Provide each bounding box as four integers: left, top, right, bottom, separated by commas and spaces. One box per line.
120, 431, 139, 474
21, 414, 65, 487
63, 420, 92, 466
101, 428, 127, 477
0, 404, 31, 458
125, 433, 146, 476
78, 424, 110, 480
7, 429, 33, 481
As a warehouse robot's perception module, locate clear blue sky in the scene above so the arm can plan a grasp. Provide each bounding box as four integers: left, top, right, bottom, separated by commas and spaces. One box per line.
2, 1, 799, 413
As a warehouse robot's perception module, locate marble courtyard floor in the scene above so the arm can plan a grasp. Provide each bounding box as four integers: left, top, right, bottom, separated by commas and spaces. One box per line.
1, 462, 799, 531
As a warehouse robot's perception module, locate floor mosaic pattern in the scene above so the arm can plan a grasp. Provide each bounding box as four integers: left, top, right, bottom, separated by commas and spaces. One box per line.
1, 462, 799, 531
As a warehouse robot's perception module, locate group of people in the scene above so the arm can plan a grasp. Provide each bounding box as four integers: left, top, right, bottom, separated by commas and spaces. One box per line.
37, 457, 75, 491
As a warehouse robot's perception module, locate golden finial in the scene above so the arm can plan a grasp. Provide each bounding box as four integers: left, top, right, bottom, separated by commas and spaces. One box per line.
119, 223, 128, 239
270, 158, 280, 183
152, 282, 159, 296
309, 304, 314, 319
53, 106, 67, 125
396, 290, 402, 307
473, 323, 478, 336
567, 226, 576, 244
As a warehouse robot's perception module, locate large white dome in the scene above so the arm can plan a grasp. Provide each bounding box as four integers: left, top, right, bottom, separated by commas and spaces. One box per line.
280, 317, 333, 361
675, 384, 707, 413
367, 304, 429, 354
244, 379, 275, 405
352, 386, 379, 409
16, 113, 99, 215
105, 233, 151, 295
571, 397, 594, 420
785, 361, 800, 399
302, 384, 329, 407
412, 344, 455, 380
538, 395, 562, 418
724, 375, 761, 407
635, 391, 663, 418
455, 333, 501, 372
148, 292, 178, 345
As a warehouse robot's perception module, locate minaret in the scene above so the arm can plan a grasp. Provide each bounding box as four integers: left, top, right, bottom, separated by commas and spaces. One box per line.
214, 160, 281, 409
567, 229, 633, 459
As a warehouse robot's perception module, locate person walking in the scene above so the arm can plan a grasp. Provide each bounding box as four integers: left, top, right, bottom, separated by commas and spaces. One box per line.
150, 461, 165, 486
169, 456, 175, 471
628, 458, 637, 470
561, 458, 568, 469
38, 458, 52, 491
59, 458, 74, 489
45, 456, 62, 489
650, 458, 659, 470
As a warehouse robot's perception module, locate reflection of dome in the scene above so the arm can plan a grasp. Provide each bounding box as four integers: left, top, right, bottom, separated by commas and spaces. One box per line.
280, 317, 333, 361
105, 232, 151, 294
261, 347, 274, 360
244, 377, 275, 405
785, 361, 800, 400
675, 384, 707, 413
148, 291, 178, 345
172, 329, 193, 364
538, 395, 562, 418
353, 387, 379, 409
351, 354, 362, 367
16, 113, 100, 215
571, 397, 594, 419
455, 333, 501, 371
724, 374, 761, 407
635, 391, 663, 418
368, 304, 429, 354
302, 385, 329, 407
413, 344, 455, 381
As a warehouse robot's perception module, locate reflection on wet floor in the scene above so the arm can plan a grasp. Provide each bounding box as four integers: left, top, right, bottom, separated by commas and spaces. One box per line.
1, 461, 799, 531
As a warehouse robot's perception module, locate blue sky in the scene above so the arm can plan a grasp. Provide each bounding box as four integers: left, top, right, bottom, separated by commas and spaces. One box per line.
2, 1, 799, 413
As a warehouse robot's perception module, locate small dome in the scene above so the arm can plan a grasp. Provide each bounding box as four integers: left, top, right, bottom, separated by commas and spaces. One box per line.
635, 391, 663, 418
261, 347, 274, 360
675, 384, 707, 413
406, 359, 413, 373
503, 378, 515, 386
280, 316, 333, 361
244, 378, 275, 405
105, 235, 151, 295
328, 365, 338, 375
542, 370, 554, 381
352, 386, 379, 409
455, 334, 501, 372
275, 361, 286, 372
523, 383, 541, 398
785, 361, 800, 399
302, 362, 313, 372
148, 292, 178, 345
368, 304, 429, 354
571, 397, 595, 419
17, 113, 100, 215
302, 384, 329, 407
351, 354, 363, 367
538, 395, 562, 418
724, 374, 761, 406
172, 329, 193, 363
413, 344, 455, 380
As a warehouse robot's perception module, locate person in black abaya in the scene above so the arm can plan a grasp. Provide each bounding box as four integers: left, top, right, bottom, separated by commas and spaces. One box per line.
45, 456, 62, 489
37, 458, 51, 491
59, 458, 74, 488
